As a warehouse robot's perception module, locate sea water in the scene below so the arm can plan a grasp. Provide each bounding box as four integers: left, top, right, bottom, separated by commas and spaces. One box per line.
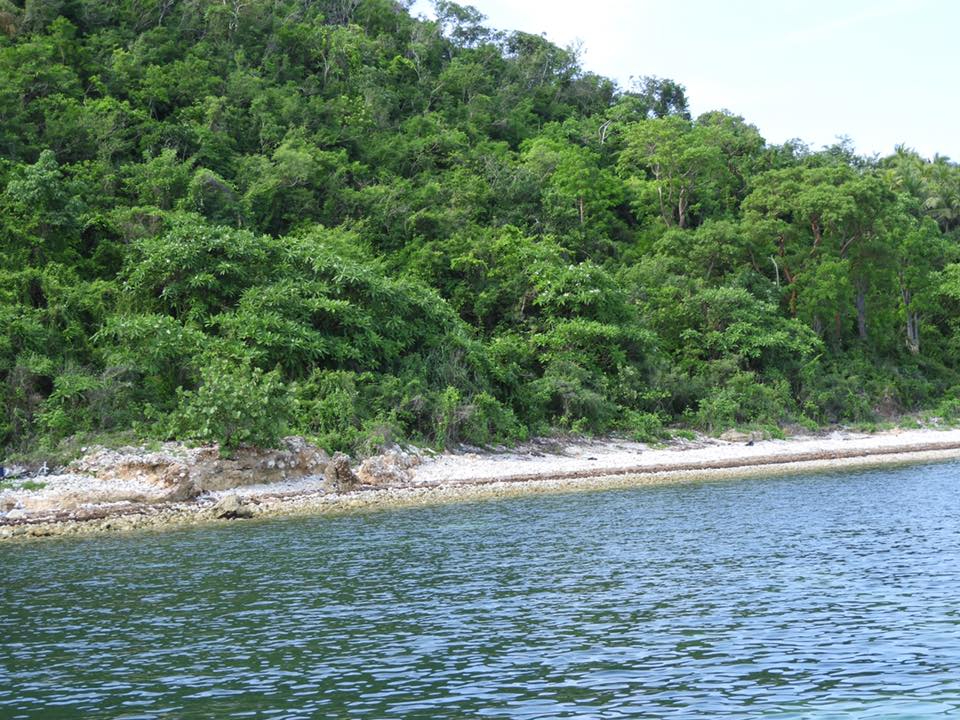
3, 461, 960, 718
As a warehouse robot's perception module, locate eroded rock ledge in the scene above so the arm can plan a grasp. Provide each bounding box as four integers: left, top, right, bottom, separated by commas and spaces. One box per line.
0, 437, 430, 536
69, 436, 331, 497
4, 429, 960, 540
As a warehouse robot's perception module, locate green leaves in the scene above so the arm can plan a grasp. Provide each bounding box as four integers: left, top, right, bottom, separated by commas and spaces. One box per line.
619, 116, 731, 229
165, 355, 293, 451
2, 0, 960, 455
521, 136, 624, 248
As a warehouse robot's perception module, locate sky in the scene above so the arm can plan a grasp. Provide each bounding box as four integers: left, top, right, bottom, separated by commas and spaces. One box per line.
410, 0, 959, 160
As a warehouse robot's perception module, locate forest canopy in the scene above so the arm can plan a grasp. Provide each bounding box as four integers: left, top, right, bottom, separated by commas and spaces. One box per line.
3, 0, 960, 455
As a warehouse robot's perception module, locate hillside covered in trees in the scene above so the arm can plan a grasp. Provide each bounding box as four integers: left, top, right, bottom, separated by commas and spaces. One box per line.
3, 0, 960, 456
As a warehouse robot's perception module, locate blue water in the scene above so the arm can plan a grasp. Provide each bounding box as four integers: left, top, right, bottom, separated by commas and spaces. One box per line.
3, 461, 960, 719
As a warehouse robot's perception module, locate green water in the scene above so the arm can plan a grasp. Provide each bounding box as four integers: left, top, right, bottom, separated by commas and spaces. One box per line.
3, 462, 960, 719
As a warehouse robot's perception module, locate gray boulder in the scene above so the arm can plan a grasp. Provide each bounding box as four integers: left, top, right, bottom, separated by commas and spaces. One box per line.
357, 451, 421, 487
211, 493, 254, 519
325, 453, 360, 492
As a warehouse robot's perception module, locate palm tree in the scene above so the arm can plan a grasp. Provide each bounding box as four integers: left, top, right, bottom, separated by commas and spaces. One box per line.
922, 155, 960, 232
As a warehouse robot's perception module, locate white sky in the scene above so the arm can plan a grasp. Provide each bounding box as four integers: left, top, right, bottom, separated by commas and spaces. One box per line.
411, 0, 959, 160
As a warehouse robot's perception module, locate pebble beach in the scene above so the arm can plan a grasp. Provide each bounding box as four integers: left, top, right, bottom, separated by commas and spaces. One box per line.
3, 428, 960, 541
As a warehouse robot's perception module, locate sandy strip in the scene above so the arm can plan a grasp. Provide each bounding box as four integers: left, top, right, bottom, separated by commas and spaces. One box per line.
410, 429, 960, 484
3, 430, 960, 541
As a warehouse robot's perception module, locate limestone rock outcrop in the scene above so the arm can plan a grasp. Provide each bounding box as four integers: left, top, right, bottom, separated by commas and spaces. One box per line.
67, 436, 329, 497
719, 429, 762, 443
324, 452, 360, 492
357, 450, 421, 487
211, 493, 254, 519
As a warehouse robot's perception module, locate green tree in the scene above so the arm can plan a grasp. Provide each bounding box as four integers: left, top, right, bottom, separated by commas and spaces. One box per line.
1, 150, 83, 264
618, 116, 729, 229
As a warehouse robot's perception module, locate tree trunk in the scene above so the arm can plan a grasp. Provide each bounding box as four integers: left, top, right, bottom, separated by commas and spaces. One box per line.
906, 312, 920, 354
654, 165, 671, 227
855, 282, 868, 340
810, 218, 822, 251
901, 285, 920, 354
598, 120, 611, 145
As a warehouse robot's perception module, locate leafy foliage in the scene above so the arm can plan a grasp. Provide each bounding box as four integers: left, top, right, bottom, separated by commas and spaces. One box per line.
164, 356, 293, 451
2, 1, 960, 455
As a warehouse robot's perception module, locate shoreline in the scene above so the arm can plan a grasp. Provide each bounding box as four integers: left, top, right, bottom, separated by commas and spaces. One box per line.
3, 429, 960, 541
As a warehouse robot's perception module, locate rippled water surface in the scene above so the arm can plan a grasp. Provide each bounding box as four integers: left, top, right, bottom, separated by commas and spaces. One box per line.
3, 462, 960, 719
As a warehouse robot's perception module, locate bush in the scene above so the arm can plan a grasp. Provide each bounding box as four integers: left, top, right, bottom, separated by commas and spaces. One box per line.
933, 388, 960, 423
35, 366, 135, 442
293, 369, 364, 451
528, 360, 618, 433
801, 355, 890, 424
165, 355, 293, 451
693, 371, 793, 432
623, 411, 665, 442
458, 391, 525, 446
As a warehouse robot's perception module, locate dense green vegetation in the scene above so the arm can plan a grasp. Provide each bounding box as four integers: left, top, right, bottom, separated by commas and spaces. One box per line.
3, 0, 960, 455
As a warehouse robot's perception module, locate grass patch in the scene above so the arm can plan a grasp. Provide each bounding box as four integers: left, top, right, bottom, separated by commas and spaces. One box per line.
0, 478, 47, 492
6, 430, 140, 470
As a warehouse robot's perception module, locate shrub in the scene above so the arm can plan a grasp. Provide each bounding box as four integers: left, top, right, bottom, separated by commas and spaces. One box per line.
459, 391, 525, 446
165, 356, 293, 451
528, 360, 617, 433
623, 411, 665, 442
693, 371, 793, 432
933, 388, 960, 423
35, 366, 135, 442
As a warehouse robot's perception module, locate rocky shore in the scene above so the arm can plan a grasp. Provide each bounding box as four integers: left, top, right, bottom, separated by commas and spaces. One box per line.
3, 428, 960, 541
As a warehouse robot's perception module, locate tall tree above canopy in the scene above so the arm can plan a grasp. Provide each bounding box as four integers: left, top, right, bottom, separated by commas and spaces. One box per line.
618, 116, 730, 229
622, 76, 690, 120
882, 147, 960, 233
432, 0, 494, 48
742, 160, 900, 345
522, 135, 623, 254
